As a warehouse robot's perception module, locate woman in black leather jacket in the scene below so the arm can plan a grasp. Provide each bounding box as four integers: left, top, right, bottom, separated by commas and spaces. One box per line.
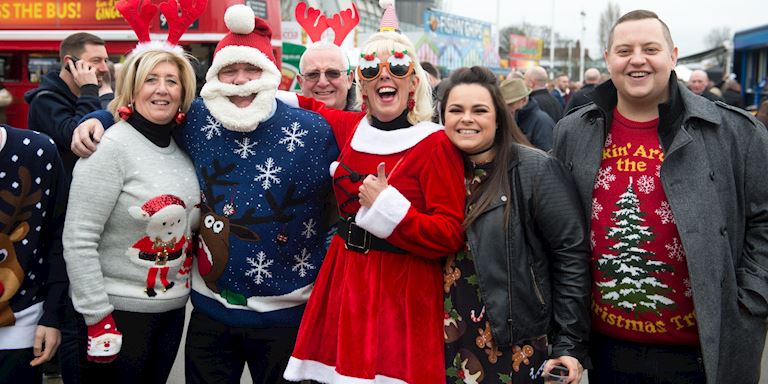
439, 66, 591, 384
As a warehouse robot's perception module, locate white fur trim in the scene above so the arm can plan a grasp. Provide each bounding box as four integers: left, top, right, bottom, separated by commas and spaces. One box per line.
355, 186, 410, 238
0, 302, 43, 349
330, 161, 339, 177
284, 357, 407, 384
276, 90, 299, 107
379, 0, 395, 9
224, 4, 255, 34
130, 41, 184, 57
191, 270, 313, 311
206, 45, 280, 84
351, 120, 442, 155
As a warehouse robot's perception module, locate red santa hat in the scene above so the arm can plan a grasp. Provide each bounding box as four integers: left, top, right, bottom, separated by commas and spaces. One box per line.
139, 195, 186, 217
205, 4, 279, 82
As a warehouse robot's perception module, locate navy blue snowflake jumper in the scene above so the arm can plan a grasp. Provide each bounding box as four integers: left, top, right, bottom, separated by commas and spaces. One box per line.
0, 126, 68, 350
176, 98, 338, 328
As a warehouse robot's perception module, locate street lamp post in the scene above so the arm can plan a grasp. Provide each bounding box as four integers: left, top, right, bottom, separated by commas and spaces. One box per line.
549, 0, 555, 78
579, 10, 586, 83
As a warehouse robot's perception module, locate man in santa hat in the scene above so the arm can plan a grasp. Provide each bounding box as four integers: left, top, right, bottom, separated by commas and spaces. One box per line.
71, 4, 338, 383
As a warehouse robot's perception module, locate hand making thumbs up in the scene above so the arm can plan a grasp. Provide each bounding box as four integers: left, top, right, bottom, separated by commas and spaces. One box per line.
358, 162, 389, 208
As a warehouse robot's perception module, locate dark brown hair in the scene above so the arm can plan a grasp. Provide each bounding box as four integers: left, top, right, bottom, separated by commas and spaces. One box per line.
607, 10, 674, 51
59, 32, 105, 63
439, 66, 532, 228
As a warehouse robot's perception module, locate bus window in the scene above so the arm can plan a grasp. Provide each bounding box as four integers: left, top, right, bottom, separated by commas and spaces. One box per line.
28, 55, 60, 83
0, 54, 23, 83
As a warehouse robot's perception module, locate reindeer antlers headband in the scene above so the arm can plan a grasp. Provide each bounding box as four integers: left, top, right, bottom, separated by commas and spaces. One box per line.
117, 0, 208, 55
295, 2, 359, 45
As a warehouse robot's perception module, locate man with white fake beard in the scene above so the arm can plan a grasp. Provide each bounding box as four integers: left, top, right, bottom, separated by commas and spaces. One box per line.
179, 6, 338, 383
70, 5, 338, 383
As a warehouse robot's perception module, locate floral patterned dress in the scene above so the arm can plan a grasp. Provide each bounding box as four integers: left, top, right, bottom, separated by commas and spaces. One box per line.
443, 164, 549, 384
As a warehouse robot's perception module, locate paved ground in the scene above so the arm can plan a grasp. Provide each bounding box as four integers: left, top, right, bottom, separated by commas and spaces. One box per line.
44, 302, 768, 384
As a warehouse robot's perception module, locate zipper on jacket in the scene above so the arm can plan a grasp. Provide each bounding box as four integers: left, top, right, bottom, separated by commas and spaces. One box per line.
530, 266, 545, 305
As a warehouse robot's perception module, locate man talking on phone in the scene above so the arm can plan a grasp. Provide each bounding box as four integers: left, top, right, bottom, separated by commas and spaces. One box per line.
25, 32, 111, 177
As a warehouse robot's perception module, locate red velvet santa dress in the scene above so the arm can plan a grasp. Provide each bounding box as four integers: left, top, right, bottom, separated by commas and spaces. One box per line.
284, 96, 465, 383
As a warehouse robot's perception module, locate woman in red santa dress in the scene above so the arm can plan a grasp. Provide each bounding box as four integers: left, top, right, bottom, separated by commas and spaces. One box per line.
282, 2, 465, 383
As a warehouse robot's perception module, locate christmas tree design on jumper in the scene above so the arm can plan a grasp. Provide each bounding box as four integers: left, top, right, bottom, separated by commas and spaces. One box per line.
597, 177, 676, 316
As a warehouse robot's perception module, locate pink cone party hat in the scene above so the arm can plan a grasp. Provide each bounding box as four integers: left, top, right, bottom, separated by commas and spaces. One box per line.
379, 0, 400, 33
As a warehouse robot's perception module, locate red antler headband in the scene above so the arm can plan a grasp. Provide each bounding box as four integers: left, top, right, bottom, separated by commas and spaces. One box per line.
117, 0, 208, 55
295, 1, 359, 45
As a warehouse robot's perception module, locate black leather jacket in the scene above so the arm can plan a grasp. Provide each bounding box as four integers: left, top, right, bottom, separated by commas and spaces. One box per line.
466, 143, 591, 364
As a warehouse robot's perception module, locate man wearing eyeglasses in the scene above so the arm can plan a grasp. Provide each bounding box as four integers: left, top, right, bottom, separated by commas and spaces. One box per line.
297, 41, 358, 111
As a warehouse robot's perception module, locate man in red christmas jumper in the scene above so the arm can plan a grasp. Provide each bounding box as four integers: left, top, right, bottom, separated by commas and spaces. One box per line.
553, 9, 768, 384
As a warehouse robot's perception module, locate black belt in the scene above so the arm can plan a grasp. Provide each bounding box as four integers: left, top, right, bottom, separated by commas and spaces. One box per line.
337, 219, 407, 254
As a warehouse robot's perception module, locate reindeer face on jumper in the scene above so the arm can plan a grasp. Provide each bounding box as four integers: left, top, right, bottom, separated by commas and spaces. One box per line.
0, 166, 41, 327
128, 195, 188, 244
0, 223, 28, 303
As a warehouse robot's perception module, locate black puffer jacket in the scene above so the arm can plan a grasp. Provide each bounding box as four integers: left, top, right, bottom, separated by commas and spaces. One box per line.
466, 143, 591, 365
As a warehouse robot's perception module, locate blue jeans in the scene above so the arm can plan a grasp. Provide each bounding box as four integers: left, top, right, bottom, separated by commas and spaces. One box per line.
589, 333, 706, 384
58, 297, 87, 384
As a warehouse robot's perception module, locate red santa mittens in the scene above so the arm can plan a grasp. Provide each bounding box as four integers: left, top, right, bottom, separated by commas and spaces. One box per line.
87, 314, 123, 363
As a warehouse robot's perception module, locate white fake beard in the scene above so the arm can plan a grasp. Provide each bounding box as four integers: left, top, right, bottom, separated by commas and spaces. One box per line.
201, 77, 278, 132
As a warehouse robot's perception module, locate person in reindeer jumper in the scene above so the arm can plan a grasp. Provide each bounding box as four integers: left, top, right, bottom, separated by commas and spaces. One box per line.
71, 4, 338, 383
62, 0, 203, 382
0, 125, 69, 384
280, 1, 465, 382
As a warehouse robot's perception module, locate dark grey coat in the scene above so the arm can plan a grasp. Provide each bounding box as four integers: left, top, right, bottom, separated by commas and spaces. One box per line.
553, 76, 768, 383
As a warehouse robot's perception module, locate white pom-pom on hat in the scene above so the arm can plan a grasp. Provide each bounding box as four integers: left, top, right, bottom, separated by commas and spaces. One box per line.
379, 0, 394, 9
225, 4, 255, 35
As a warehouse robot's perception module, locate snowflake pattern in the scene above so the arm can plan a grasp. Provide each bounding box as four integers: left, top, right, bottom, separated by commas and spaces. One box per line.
590, 230, 596, 250
594, 166, 616, 190
245, 252, 273, 285
683, 278, 693, 298
655, 201, 676, 224
279, 122, 308, 152
604, 133, 613, 146
201, 115, 222, 140
301, 218, 317, 239
291, 248, 315, 277
254, 157, 282, 190
222, 203, 235, 216
655, 164, 661, 178
636, 175, 655, 194
591, 197, 603, 220
665, 238, 685, 261
233, 137, 257, 159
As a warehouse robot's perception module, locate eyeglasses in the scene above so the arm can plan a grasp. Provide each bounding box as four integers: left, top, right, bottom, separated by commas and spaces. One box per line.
357, 51, 414, 81
300, 69, 346, 82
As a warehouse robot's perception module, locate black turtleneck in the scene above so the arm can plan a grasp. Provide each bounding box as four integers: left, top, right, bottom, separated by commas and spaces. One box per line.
370, 109, 410, 131
127, 111, 176, 148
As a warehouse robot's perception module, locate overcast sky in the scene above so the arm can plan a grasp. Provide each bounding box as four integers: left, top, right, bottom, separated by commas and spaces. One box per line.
445, 0, 766, 59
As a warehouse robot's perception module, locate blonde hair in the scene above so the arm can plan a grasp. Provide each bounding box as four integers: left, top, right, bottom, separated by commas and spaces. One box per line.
355, 31, 433, 125
109, 50, 197, 122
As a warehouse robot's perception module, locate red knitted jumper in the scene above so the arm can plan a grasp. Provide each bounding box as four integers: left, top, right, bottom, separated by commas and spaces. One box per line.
590, 109, 699, 345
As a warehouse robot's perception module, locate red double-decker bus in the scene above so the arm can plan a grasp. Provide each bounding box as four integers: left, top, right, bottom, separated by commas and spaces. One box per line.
0, 0, 281, 128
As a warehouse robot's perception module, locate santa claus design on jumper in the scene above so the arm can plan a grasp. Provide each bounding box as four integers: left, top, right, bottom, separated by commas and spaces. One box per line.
126, 194, 189, 297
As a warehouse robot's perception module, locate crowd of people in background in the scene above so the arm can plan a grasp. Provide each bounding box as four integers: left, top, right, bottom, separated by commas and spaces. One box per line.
1, 2, 767, 384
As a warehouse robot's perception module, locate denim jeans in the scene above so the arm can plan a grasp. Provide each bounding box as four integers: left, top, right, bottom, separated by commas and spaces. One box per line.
589, 332, 706, 384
